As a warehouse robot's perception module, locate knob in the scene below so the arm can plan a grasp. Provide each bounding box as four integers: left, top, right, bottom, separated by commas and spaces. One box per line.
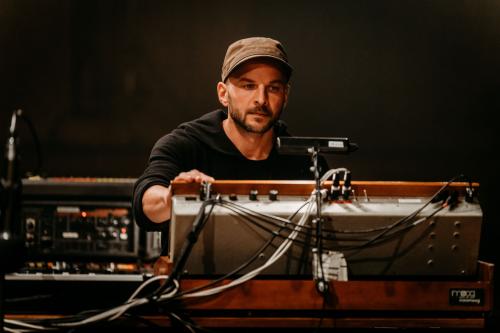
229, 193, 238, 201
249, 190, 258, 201
330, 173, 340, 200
341, 171, 352, 200
269, 189, 278, 201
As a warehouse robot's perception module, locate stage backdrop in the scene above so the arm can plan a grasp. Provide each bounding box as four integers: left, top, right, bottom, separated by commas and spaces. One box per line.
1, 0, 499, 307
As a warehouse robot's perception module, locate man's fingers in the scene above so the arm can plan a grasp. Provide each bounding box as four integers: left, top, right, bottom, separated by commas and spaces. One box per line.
174, 170, 214, 183
196, 175, 215, 182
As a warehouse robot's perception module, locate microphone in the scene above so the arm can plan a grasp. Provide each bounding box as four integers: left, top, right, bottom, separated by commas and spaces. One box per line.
277, 136, 358, 155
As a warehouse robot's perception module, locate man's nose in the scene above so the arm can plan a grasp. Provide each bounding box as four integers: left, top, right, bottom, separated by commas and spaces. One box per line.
254, 85, 268, 106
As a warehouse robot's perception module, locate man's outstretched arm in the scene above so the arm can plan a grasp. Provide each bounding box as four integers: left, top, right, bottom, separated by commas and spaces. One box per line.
142, 169, 215, 223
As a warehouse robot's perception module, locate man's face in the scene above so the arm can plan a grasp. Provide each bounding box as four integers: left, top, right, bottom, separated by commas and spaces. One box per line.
218, 60, 289, 134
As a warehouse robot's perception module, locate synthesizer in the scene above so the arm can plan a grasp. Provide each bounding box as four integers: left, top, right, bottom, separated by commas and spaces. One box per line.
169, 180, 482, 277
20, 177, 161, 261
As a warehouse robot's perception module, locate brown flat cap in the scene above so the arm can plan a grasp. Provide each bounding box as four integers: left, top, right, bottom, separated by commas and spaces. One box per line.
221, 37, 292, 82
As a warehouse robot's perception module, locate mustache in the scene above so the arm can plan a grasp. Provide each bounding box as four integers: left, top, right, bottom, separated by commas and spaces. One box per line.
248, 106, 272, 116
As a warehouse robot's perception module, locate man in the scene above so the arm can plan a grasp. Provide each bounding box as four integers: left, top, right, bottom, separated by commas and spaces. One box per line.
133, 37, 328, 233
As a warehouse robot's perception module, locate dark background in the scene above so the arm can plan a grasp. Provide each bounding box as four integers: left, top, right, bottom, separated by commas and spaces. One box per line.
1, 0, 499, 322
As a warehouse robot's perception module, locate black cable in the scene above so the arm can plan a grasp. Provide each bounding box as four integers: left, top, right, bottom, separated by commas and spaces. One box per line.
223, 197, 434, 237
223, 196, 312, 221
296, 223, 313, 274
9, 198, 310, 329
173, 236, 276, 299
149, 199, 218, 300
4, 294, 53, 303
317, 216, 327, 291
220, 201, 417, 251
330, 198, 444, 251
312, 175, 458, 253
121, 312, 165, 329
42, 199, 222, 329
221, 199, 318, 238
166, 312, 196, 333
161, 197, 448, 304
313, 293, 328, 333
16, 110, 43, 177
222, 199, 314, 230
143, 206, 282, 304
323, 204, 446, 251
5, 109, 43, 178
224, 184, 450, 252
169, 198, 314, 299
222, 196, 414, 237
172, 176, 462, 275
218, 202, 313, 247
167, 311, 218, 333
221, 200, 430, 252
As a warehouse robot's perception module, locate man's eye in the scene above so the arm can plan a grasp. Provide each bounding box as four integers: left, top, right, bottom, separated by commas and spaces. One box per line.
243, 84, 256, 89
268, 85, 283, 93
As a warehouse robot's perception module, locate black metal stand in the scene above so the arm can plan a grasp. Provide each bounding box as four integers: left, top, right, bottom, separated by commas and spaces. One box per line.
0, 237, 25, 333
1, 110, 26, 332
0, 273, 5, 333
276, 136, 358, 293
308, 147, 328, 294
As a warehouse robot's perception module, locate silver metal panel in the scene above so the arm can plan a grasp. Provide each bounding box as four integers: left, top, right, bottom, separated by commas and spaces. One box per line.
170, 195, 482, 277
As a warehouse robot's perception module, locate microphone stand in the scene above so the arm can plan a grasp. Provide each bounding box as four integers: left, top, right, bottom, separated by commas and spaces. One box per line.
1, 110, 26, 332
308, 147, 328, 294
0, 273, 4, 333
276, 136, 358, 295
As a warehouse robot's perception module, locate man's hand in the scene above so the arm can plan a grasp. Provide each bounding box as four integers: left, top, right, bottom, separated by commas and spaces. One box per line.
173, 169, 215, 183
142, 169, 214, 223
153, 256, 173, 276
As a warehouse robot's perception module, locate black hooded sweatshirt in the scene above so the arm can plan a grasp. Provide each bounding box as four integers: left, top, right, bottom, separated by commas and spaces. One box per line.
133, 109, 328, 231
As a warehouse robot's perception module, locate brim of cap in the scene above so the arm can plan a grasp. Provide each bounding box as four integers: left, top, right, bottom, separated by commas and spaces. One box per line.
223, 54, 293, 82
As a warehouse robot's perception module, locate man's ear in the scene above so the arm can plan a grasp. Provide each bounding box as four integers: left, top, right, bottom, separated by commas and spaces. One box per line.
217, 82, 229, 107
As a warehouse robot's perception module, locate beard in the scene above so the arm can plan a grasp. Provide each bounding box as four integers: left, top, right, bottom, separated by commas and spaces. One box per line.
228, 103, 282, 134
